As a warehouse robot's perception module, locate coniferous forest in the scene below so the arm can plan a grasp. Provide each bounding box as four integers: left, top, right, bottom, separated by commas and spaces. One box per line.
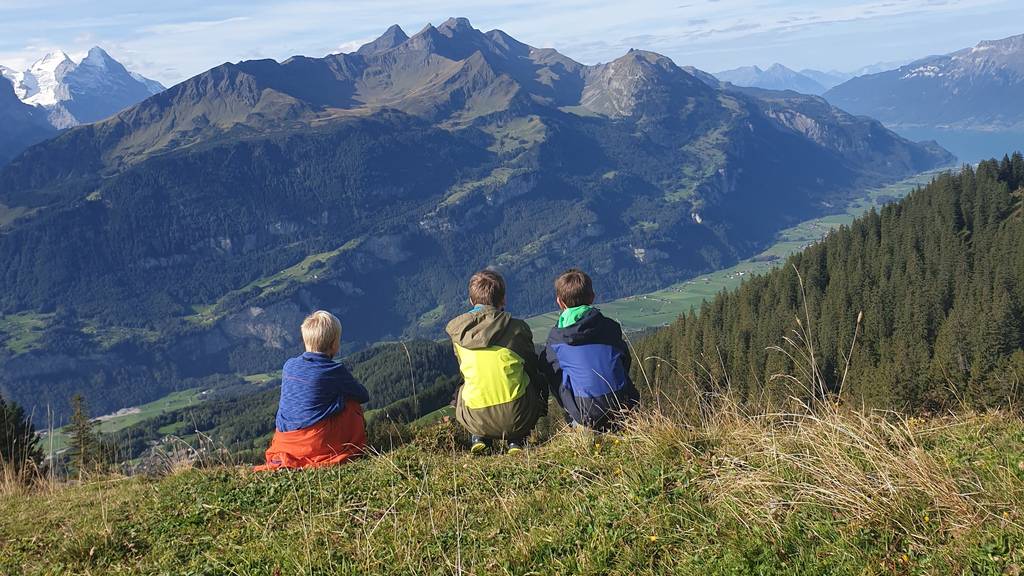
635, 154, 1024, 412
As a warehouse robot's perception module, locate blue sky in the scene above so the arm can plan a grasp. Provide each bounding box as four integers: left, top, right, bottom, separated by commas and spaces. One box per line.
1, 0, 1022, 85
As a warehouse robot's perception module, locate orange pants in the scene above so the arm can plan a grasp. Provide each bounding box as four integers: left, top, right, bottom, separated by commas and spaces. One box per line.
255, 399, 367, 471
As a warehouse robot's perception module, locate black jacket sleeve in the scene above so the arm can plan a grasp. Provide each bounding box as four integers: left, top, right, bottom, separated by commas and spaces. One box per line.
539, 339, 562, 396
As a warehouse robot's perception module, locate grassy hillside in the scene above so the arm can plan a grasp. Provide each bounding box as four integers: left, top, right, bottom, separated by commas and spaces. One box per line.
3, 407, 1023, 575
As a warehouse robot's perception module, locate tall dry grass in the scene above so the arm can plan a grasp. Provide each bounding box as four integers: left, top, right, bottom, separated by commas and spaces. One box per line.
622, 266, 1023, 554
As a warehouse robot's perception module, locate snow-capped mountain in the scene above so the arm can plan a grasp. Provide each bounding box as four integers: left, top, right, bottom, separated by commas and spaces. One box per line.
825, 34, 1024, 130
19, 51, 77, 107
1, 47, 164, 129
714, 64, 827, 95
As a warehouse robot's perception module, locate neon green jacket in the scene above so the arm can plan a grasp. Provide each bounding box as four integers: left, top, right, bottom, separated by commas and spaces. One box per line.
445, 305, 547, 439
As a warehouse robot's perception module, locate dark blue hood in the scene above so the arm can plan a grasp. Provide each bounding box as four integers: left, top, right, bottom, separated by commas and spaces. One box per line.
547, 308, 623, 348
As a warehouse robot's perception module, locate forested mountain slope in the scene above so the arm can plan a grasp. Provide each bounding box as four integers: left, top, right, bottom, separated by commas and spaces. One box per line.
636, 155, 1024, 412
0, 18, 951, 421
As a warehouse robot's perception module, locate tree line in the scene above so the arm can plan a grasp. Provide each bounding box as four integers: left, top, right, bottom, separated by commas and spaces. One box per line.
634, 154, 1024, 414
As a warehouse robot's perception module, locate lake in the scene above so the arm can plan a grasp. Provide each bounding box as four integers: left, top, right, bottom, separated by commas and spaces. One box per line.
893, 127, 1024, 164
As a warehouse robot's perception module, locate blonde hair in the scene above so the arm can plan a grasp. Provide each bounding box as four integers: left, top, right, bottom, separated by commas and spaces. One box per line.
301, 310, 342, 354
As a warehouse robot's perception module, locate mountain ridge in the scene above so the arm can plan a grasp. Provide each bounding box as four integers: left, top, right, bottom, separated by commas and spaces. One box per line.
824, 33, 1024, 130
714, 63, 828, 95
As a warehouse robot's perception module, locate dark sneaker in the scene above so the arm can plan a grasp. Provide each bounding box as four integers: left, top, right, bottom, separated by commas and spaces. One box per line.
470, 435, 489, 454
507, 439, 525, 455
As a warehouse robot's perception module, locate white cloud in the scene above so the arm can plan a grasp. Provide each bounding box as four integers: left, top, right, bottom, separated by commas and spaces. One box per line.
334, 38, 374, 55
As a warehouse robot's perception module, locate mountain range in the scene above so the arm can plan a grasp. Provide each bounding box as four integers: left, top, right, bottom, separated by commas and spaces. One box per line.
0, 47, 164, 131
713, 62, 915, 96
825, 33, 1024, 130
0, 18, 951, 421
714, 64, 830, 95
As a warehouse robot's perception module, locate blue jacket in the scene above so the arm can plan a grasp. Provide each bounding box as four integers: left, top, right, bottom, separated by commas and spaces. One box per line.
540, 308, 640, 430
275, 352, 370, 432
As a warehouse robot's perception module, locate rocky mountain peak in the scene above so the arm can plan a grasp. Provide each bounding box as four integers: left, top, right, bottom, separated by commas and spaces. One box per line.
437, 17, 476, 37
356, 24, 409, 56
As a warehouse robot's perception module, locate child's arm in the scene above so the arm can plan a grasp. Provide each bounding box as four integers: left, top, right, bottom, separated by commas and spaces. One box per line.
332, 363, 370, 404
611, 321, 632, 372
538, 343, 561, 392
512, 321, 549, 405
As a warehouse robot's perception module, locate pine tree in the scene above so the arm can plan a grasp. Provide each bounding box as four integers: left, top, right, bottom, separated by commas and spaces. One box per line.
0, 394, 43, 478
67, 394, 99, 479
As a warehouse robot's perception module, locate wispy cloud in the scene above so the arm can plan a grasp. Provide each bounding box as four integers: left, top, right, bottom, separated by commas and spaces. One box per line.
142, 16, 252, 35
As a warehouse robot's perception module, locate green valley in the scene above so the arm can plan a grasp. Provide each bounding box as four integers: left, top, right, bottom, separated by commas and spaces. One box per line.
527, 169, 944, 338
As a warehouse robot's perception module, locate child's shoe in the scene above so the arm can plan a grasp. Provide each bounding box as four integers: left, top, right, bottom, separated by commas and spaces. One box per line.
470, 435, 489, 454
507, 439, 525, 455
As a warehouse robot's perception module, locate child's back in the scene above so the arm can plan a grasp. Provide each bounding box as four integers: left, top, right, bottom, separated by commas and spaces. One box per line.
276, 352, 369, 432
257, 311, 370, 471
447, 270, 547, 453
542, 306, 639, 430
447, 304, 544, 441
541, 269, 639, 431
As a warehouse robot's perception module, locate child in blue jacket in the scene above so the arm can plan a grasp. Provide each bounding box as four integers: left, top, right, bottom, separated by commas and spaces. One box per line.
540, 269, 640, 431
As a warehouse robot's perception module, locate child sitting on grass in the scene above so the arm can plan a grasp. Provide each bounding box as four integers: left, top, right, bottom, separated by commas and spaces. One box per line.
541, 269, 639, 431
446, 270, 548, 454
256, 310, 370, 470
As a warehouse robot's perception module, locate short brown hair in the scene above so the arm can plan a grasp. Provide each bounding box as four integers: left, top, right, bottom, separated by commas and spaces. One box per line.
555, 268, 595, 308
301, 310, 342, 354
468, 270, 506, 307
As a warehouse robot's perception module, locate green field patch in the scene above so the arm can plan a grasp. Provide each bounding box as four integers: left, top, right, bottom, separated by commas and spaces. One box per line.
663, 125, 729, 203
494, 232, 554, 267
157, 422, 182, 435
243, 371, 282, 385
80, 322, 162, 349
0, 312, 55, 354
43, 388, 209, 454
482, 115, 547, 154
416, 304, 446, 328
411, 405, 455, 427
527, 169, 946, 341
187, 237, 363, 326
439, 167, 527, 208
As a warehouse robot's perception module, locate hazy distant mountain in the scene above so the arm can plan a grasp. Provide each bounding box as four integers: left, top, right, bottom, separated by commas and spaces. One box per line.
0, 18, 951, 420
714, 64, 827, 95
0, 77, 56, 165
825, 34, 1024, 130
1, 47, 164, 129
798, 69, 851, 91
847, 60, 912, 77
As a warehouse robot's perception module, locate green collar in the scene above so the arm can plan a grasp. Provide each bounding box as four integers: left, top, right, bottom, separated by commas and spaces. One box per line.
557, 305, 593, 328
